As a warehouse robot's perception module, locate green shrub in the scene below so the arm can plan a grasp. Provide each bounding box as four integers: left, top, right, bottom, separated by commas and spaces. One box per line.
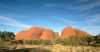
39, 40, 53, 45
60, 36, 88, 46
22, 40, 40, 45
54, 38, 62, 44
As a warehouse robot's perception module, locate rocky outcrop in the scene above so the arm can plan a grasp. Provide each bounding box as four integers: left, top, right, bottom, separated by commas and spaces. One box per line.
16, 27, 44, 40
15, 26, 90, 40
61, 27, 90, 39
61, 27, 77, 39
26, 27, 44, 40
15, 26, 59, 40
40, 29, 54, 40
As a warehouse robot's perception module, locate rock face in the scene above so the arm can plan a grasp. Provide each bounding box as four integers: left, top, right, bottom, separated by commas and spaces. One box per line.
61, 27, 90, 39
40, 29, 54, 40
61, 27, 77, 39
53, 32, 59, 39
26, 27, 44, 40
15, 26, 59, 40
15, 30, 27, 40
75, 29, 90, 37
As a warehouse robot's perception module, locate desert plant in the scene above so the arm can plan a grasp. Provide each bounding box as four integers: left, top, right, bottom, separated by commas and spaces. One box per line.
94, 34, 100, 44
22, 40, 39, 45
0, 31, 15, 41
39, 40, 52, 45
60, 36, 89, 46
86, 37, 93, 46
54, 38, 62, 44
60, 36, 77, 46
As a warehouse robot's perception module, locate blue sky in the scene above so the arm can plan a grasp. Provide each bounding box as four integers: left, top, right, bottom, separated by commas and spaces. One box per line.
0, 0, 100, 35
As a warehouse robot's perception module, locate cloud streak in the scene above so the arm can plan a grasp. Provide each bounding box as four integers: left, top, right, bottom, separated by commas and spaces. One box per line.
80, 26, 100, 35
66, 0, 100, 12
85, 16, 100, 24
44, 3, 61, 8
0, 16, 32, 28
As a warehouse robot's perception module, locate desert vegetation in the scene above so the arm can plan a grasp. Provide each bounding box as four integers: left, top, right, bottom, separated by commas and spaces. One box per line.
0, 31, 100, 52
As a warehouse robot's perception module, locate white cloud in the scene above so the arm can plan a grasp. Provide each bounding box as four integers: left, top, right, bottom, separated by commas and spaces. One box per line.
44, 0, 100, 12
17, 24, 31, 28
45, 3, 61, 7
80, 26, 100, 35
0, 16, 32, 28
66, 0, 100, 12
84, 14, 100, 23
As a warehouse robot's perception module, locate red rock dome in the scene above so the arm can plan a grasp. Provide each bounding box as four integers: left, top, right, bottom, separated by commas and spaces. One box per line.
61, 27, 90, 39
15, 27, 44, 40
15, 26, 59, 40
15, 26, 90, 40
61, 27, 77, 39
40, 29, 54, 40
26, 27, 44, 40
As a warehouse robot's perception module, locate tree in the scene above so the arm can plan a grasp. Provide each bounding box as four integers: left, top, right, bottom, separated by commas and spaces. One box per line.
0, 31, 2, 40
0, 31, 2, 39
94, 34, 100, 44
1, 31, 15, 41
86, 37, 92, 45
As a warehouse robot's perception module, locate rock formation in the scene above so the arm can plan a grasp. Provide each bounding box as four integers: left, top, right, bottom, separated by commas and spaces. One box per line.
75, 29, 90, 37
15, 30, 28, 40
15, 26, 90, 40
15, 26, 59, 40
53, 32, 59, 39
61, 27, 90, 39
26, 27, 44, 40
40, 29, 54, 40
61, 27, 76, 39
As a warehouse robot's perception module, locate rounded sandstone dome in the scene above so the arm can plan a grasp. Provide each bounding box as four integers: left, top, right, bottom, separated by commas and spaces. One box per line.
61, 27, 76, 39
26, 26, 44, 40
61, 27, 91, 39
40, 29, 54, 40
15, 26, 44, 40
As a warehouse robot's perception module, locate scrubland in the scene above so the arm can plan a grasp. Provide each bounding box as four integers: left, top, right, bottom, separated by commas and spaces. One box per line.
0, 44, 100, 52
